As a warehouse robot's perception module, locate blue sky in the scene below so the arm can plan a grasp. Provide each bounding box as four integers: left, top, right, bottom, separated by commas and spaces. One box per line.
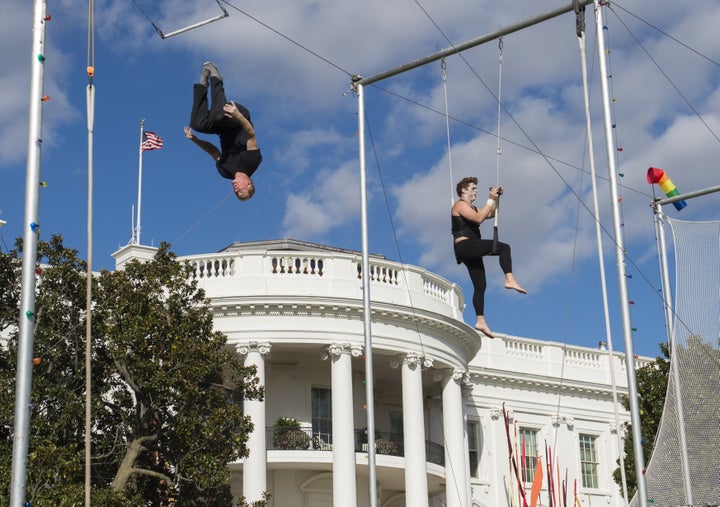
2, 0, 719, 359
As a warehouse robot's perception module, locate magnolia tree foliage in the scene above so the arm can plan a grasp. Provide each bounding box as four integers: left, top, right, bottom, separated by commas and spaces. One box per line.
0, 237, 263, 506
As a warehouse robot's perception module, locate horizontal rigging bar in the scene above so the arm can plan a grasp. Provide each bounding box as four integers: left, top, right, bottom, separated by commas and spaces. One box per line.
356, 0, 594, 86
656, 184, 720, 206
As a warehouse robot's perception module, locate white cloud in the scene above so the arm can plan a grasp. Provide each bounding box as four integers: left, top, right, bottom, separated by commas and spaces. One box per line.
281, 160, 360, 239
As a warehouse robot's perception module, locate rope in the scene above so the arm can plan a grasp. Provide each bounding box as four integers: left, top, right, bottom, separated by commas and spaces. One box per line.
130, 0, 165, 38
364, 108, 466, 507
441, 58, 455, 206
605, 4, 720, 145
220, 0, 352, 77
492, 37, 503, 253
86, 0, 94, 83
495, 37, 503, 188
575, 7, 629, 502
85, 0, 96, 504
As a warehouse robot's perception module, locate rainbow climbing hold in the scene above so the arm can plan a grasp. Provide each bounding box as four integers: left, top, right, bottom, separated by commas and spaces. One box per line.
647, 167, 686, 211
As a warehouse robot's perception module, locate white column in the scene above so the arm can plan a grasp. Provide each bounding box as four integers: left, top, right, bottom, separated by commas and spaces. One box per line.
236, 341, 271, 504
461, 383, 474, 505
437, 368, 470, 507
395, 352, 432, 507
326, 343, 362, 507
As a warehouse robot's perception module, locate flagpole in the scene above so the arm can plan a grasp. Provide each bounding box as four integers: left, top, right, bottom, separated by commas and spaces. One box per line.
136, 119, 144, 245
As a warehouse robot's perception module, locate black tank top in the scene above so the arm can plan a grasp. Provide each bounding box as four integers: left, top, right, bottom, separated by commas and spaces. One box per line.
451, 209, 481, 240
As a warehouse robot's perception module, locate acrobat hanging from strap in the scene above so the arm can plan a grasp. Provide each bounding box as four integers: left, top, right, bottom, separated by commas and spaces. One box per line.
184, 62, 262, 201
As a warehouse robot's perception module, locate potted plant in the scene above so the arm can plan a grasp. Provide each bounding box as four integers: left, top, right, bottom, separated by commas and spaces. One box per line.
375, 437, 398, 455
272, 417, 310, 450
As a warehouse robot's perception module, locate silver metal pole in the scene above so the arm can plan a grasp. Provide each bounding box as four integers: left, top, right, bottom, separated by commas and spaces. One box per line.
593, 2, 648, 504
158, 0, 228, 39
10, 1, 47, 504
357, 0, 594, 87
136, 119, 144, 245
578, 28, 629, 504
356, 81, 378, 507
160, 12, 228, 39
652, 202, 693, 505
85, 82, 95, 507
656, 184, 720, 206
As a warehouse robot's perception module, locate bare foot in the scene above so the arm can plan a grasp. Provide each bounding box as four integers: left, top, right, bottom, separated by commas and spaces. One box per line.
475, 324, 495, 339
505, 282, 527, 294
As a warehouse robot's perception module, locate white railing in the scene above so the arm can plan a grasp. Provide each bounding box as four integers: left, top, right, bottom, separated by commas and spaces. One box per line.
186, 255, 236, 279
179, 249, 465, 319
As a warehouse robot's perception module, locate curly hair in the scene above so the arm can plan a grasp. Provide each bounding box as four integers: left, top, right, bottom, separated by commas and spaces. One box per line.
456, 176, 478, 197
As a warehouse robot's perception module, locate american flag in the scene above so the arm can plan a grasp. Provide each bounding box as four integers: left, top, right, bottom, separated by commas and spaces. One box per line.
141, 131, 164, 152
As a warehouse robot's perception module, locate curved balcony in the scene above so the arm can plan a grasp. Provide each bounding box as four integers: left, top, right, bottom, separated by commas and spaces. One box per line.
241, 425, 447, 494
113, 240, 479, 364
264, 426, 444, 467
178, 240, 465, 321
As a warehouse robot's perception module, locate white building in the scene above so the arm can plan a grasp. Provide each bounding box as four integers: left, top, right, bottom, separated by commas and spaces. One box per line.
114, 239, 643, 507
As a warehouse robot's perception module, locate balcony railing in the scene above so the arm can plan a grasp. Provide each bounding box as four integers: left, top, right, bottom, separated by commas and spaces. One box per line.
178, 248, 466, 320
265, 426, 444, 466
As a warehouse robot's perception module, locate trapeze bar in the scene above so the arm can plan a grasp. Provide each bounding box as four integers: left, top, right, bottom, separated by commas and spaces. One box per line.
656, 184, 720, 206
158, 0, 229, 39
357, 0, 594, 86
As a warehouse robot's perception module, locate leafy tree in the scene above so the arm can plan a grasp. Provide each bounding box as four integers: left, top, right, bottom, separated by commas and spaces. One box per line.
613, 342, 670, 499
0, 236, 262, 505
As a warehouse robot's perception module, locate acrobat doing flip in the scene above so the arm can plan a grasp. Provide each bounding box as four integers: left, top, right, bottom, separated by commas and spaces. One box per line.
184, 61, 262, 201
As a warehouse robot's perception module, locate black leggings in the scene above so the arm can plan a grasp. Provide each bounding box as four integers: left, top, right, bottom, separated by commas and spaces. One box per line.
189, 77, 236, 134
454, 238, 513, 316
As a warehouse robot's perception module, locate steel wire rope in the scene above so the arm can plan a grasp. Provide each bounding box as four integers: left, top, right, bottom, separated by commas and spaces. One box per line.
408, 0, 704, 351
218, 0, 650, 209
597, 6, 720, 369
441, 58, 455, 206
219, 0, 353, 78
544, 9, 612, 505
29, 110, 326, 366
414, 0, 604, 465
492, 37, 502, 253
371, 84, 651, 200
604, 4, 720, 144
409, 4, 653, 503
611, 1, 720, 68
130, 0, 164, 38
167, 116, 320, 246
600, 7, 720, 370
130, 0, 356, 245
85, 0, 96, 504
362, 109, 467, 507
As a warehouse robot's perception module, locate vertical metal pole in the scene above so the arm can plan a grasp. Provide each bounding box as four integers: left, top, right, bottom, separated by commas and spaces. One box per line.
577, 27, 629, 504
10, 1, 48, 504
85, 82, 95, 507
136, 119, 145, 245
356, 82, 378, 507
593, 2, 648, 504
652, 202, 693, 505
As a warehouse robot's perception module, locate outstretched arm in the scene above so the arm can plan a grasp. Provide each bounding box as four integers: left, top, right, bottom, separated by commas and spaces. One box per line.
223, 102, 258, 151
184, 126, 221, 161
